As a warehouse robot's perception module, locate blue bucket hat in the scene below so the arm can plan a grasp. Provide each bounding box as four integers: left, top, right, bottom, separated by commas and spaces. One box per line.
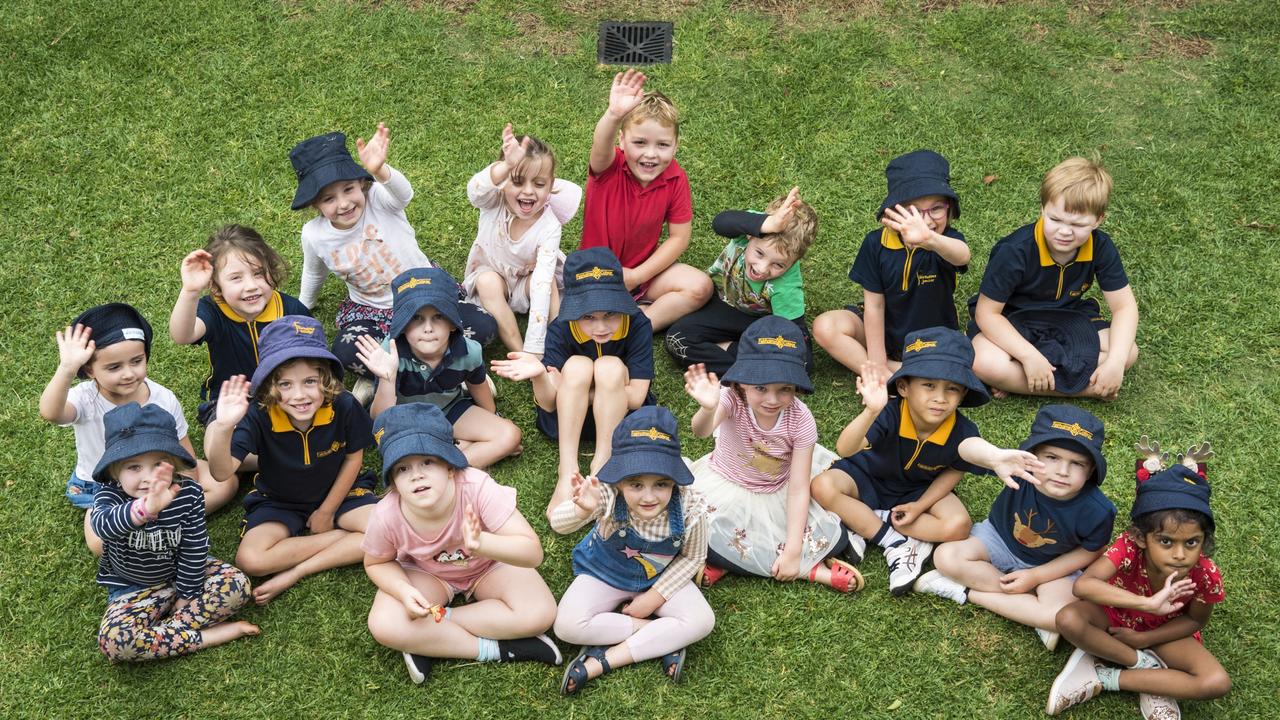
1007, 308, 1100, 396
597, 406, 694, 486
1018, 404, 1107, 485
71, 303, 153, 380
92, 403, 196, 484
374, 403, 469, 481
879, 149, 960, 220
387, 267, 464, 341
289, 132, 374, 210
887, 327, 990, 407
1131, 464, 1214, 532
556, 247, 638, 321
249, 315, 345, 394
720, 315, 813, 393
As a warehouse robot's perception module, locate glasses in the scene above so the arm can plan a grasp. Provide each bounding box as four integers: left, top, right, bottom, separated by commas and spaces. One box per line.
913, 201, 950, 220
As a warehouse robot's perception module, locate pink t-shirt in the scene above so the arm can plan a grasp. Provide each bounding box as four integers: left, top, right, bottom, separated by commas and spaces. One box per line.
1101, 531, 1224, 635
361, 467, 517, 590
709, 388, 818, 493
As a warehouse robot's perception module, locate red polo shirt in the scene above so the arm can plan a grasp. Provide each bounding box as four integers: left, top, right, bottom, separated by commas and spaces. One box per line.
580, 148, 693, 269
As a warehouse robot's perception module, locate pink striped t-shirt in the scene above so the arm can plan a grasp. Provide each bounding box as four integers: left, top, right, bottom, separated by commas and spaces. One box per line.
709, 387, 818, 493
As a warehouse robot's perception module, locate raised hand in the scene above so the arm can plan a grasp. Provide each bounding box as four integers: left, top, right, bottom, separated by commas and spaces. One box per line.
141, 462, 182, 517
355, 335, 398, 383
1146, 572, 1196, 616
55, 324, 97, 374
462, 506, 484, 556
759, 186, 802, 235
356, 122, 391, 178
856, 362, 890, 413
1182, 441, 1214, 468
989, 447, 1045, 489
179, 249, 215, 293
1135, 435, 1168, 473
881, 204, 933, 248
683, 363, 722, 410
500, 122, 530, 169
490, 351, 545, 382
215, 375, 252, 427
570, 472, 601, 515
607, 69, 648, 120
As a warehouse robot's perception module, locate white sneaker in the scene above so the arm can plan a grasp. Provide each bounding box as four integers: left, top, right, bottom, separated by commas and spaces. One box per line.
402, 651, 432, 684
1036, 627, 1061, 651
913, 570, 967, 604
1139, 650, 1181, 720
351, 377, 376, 407
841, 531, 867, 565
1046, 648, 1102, 716
885, 537, 933, 596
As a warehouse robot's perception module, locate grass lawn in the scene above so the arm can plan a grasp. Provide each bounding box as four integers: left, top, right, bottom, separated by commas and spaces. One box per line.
2, 0, 1278, 717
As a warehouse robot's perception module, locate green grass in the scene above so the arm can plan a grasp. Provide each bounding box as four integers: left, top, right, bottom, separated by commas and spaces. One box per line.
2, 0, 1279, 717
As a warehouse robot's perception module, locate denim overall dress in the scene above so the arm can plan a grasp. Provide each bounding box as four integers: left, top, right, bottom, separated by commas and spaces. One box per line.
572, 488, 685, 592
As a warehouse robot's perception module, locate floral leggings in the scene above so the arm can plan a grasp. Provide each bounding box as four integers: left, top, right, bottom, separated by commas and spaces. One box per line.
98, 558, 250, 662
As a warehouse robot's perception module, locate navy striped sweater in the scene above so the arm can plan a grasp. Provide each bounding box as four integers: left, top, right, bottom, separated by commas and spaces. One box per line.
90, 481, 209, 599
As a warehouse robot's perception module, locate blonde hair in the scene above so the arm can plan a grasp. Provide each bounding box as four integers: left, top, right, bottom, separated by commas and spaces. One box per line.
1041, 157, 1113, 217
622, 91, 680, 137
205, 224, 287, 296
500, 135, 558, 186
258, 358, 343, 409
760, 194, 818, 261
108, 453, 186, 486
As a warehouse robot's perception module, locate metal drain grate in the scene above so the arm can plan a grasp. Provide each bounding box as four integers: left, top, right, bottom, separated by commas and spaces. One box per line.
598, 21, 673, 65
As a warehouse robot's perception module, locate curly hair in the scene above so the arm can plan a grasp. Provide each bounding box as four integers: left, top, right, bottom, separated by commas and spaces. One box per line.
759, 193, 818, 261
258, 358, 343, 410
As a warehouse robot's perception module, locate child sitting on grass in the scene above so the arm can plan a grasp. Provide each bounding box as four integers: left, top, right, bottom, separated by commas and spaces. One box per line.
363, 403, 560, 684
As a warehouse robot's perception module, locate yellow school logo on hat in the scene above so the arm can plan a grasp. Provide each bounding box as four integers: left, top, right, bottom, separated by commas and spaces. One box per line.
904, 338, 938, 354
1050, 421, 1093, 440
758, 335, 797, 349
575, 266, 614, 281
631, 427, 671, 442
397, 277, 432, 293
373, 428, 385, 446
292, 321, 316, 335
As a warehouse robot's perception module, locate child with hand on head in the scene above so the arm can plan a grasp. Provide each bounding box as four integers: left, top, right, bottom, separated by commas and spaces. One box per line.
665, 187, 819, 375
169, 224, 311, 425
463, 123, 582, 355
204, 316, 378, 605
685, 315, 864, 593
916, 405, 1117, 652
969, 157, 1138, 399
363, 403, 560, 684
1048, 443, 1228, 718
491, 247, 656, 519
814, 150, 971, 378
90, 403, 257, 662
39, 303, 234, 553
812, 327, 1039, 595
582, 69, 713, 331
290, 124, 495, 383
354, 267, 521, 468
551, 406, 714, 695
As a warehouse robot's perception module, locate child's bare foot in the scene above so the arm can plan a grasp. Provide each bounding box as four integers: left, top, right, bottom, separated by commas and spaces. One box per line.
989, 386, 1009, 399
253, 569, 303, 605
200, 620, 260, 649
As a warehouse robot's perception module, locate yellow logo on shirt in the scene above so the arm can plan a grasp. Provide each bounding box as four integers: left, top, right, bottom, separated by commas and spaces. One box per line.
1050, 421, 1093, 440
292, 321, 316, 335
631, 427, 671, 442
916, 272, 937, 285
316, 440, 346, 458
575, 266, 615, 281
904, 338, 938, 354
916, 463, 944, 472
758, 335, 797, 349
397, 277, 432, 293
373, 428, 385, 446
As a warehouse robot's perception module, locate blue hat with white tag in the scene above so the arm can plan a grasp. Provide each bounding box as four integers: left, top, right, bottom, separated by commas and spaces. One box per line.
71, 303, 153, 380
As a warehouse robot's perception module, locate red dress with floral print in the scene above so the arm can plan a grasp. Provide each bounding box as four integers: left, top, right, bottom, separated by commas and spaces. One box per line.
1101, 531, 1224, 641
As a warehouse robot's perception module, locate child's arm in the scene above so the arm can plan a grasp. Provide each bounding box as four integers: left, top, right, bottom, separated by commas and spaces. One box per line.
1073, 553, 1197, 614
684, 364, 726, 438
773, 443, 815, 581
297, 239, 328, 311
589, 69, 647, 176
1089, 285, 1138, 398
974, 294, 1057, 391
462, 507, 544, 568
881, 205, 971, 267
490, 352, 558, 411
547, 473, 605, 535
957, 437, 1044, 489
174, 485, 211, 601
308, 450, 364, 534
623, 377, 652, 411
997, 545, 1104, 594
891, 467, 963, 528
523, 238, 562, 355
834, 363, 890, 457
625, 221, 689, 291
38, 324, 95, 424
203, 376, 252, 481
466, 373, 497, 413
169, 250, 212, 344
547, 179, 584, 225
364, 553, 440, 619
1110, 602, 1212, 649
861, 290, 890, 374
356, 335, 399, 418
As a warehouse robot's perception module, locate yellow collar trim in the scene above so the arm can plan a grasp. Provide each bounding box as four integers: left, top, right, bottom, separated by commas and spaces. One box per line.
215, 291, 286, 323
569, 314, 631, 344
268, 402, 335, 433
879, 227, 904, 250
897, 399, 956, 445
1035, 217, 1094, 266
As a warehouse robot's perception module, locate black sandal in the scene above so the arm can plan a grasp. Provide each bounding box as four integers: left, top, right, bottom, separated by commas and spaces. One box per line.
660, 647, 686, 683
560, 646, 610, 695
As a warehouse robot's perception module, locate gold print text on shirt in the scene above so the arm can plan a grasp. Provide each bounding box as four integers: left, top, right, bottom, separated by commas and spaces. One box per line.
329, 224, 404, 295
745, 440, 784, 475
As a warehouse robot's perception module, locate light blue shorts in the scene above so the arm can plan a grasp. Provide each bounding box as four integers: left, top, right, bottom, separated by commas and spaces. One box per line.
970, 519, 1083, 581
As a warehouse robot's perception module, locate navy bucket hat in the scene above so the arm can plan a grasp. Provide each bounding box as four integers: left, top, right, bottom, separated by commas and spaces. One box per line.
92, 403, 196, 484
556, 247, 638, 321
374, 403, 469, 481
879, 149, 960, 220
720, 315, 813, 393
888, 326, 990, 407
1007, 308, 1100, 396
290, 132, 374, 210
1018, 404, 1107, 485
249, 315, 345, 394
71, 303, 153, 379
1131, 464, 1214, 532
597, 406, 694, 486
387, 267, 464, 341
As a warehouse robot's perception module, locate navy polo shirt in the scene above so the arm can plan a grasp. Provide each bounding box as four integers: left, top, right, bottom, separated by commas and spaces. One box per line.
838, 399, 984, 497
230, 391, 373, 505
386, 332, 485, 408
987, 479, 1116, 565
974, 219, 1129, 319
196, 291, 311, 402
543, 312, 656, 393
849, 226, 966, 360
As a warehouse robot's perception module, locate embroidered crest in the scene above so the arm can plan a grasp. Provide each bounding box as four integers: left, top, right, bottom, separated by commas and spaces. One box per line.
292, 321, 316, 335
373, 428, 385, 445
396, 277, 432, 293
757, 335, 797, 349
630, 427, 671, 442
904, 338, 938, 354
1050, 421, 1093, 440
575, 266, 614, 281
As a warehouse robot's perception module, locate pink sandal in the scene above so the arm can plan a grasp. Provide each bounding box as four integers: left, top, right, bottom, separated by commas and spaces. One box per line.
811, 558, 865, 593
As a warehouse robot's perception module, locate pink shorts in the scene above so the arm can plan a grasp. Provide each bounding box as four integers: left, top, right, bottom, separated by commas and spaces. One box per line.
403, 562, 500, 604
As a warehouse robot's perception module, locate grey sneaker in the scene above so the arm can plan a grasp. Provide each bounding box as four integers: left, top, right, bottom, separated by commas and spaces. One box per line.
1139, 651, 1180, 720
1046, 648, 1102, 715
885, 537, 933, 596
913, 570, 967, 604
1036, 627, 1061, 651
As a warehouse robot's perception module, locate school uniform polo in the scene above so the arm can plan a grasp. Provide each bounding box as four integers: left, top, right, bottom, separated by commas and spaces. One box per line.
970, 218, 1129, 330
986, 480, 1116, 566
848, 226, 966, 360
385, 332, 485, 422
580, 147, 693, 269
195, 291, 311, 402
830, 399, 984, 509
230, 391, 373, 506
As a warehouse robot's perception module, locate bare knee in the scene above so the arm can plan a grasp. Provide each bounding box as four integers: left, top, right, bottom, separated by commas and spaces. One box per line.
561, 356, 594, 387
498, 418, 522, 452
593, 356, 627, 386
475, 271, 507, 300
1126, 342, 1139, 367
1199, 670, 1231, 699
367, 610, 407, 650
938, 515, 972, 542
234, 548, 271, 577
933, 540, 962, 574
810, 471, 840, 507
1055, 602, 1090, 637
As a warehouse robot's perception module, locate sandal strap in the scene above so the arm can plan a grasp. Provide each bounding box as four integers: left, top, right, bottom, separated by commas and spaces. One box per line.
584, 646, 611, 674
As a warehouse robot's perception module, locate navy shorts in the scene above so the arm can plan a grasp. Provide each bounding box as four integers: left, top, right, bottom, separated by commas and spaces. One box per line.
535, 406, 598, 442
828, 459, 927, 512
443, 396, 476, 424
242, 471, 379, 536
